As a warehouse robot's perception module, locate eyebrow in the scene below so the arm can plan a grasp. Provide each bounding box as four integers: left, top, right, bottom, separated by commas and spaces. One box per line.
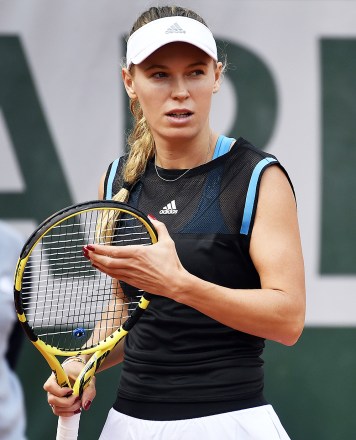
144, 61, 209, 72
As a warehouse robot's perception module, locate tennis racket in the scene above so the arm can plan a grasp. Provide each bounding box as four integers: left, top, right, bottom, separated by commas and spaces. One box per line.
13, 200, 157, 440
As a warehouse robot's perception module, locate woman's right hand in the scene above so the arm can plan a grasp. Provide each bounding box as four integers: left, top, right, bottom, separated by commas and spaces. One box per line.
43, 361, 97, 417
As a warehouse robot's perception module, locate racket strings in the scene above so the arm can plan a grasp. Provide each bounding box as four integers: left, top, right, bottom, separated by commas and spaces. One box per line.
21, 208, 152, 351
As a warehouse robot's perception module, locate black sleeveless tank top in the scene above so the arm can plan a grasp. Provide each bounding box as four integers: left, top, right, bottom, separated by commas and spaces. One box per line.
103, 136, 293, 420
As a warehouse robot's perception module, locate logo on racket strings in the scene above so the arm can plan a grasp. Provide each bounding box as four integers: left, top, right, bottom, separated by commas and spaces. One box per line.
73, 327, 86, 338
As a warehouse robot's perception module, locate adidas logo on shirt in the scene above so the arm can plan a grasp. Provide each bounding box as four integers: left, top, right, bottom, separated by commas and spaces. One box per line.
165, 23, 186, 34
159, 200, 178, 214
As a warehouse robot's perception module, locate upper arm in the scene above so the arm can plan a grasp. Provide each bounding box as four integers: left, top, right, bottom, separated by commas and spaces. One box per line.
249, 166, 305, 306
98, 172, 106, 200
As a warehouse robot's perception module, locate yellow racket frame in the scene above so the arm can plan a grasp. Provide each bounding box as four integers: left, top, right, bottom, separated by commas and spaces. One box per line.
14, 201, 157, 396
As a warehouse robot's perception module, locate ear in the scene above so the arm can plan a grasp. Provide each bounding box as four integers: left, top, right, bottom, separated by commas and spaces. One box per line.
122, 68, 137, 99
212, 61, 223, 94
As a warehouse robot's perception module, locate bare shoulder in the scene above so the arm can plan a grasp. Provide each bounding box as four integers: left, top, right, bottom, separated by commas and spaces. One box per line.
259, 164, 295, 205
254, 164, 297, 226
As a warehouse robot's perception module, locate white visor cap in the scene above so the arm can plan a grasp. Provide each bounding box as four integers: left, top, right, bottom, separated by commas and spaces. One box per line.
126, 16, 218, 68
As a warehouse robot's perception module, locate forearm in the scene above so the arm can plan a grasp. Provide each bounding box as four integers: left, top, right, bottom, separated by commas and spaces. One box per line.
174, 272, 305, 346
96, 338, 125, 372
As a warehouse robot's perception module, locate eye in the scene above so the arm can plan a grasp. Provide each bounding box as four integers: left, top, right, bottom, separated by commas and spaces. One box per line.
152, 72, 168, 79
189, 69, 205, 77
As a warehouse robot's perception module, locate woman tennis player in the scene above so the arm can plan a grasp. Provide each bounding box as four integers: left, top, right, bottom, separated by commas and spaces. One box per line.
44, 5, 306, 439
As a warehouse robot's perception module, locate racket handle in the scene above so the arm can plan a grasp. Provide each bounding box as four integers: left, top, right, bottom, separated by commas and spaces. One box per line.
56, 413, 81, 440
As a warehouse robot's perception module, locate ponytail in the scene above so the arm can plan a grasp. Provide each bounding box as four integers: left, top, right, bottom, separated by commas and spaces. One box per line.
111, 98, 155, 203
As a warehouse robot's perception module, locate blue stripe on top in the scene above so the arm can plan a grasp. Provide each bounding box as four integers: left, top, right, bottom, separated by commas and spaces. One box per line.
240, 157, 277, 235
212, 135, 236, 160
105, 158, 120, 200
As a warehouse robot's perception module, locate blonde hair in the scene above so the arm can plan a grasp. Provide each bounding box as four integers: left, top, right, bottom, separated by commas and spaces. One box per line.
112, 6, 210, 203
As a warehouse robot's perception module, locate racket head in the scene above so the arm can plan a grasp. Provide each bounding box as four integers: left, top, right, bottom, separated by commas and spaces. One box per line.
14, 200, 157, 357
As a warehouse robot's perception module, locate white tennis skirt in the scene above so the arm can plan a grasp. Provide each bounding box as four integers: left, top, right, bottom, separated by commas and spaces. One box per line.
99, 404, 291, 440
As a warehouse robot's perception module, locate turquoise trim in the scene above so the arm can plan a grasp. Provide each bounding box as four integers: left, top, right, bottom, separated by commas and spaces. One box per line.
240, 157, 277, 235
212, 135, 223, 159
105, 158, 120, 200
212, 135, 236, 159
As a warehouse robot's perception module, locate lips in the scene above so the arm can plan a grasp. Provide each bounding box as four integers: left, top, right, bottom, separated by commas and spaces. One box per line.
166, 110, 193, 118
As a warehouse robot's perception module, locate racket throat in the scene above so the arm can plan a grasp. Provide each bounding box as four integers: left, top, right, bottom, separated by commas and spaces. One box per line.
73, 350, 111, 396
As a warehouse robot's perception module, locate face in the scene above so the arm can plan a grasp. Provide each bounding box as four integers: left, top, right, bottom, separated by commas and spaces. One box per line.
122, 42, 222, 145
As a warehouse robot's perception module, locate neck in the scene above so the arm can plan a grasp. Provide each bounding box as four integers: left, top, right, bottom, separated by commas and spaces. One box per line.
154, 131, 218, 170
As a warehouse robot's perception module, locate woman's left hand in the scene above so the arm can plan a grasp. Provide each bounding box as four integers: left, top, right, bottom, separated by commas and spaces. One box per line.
84, 217, 189, 298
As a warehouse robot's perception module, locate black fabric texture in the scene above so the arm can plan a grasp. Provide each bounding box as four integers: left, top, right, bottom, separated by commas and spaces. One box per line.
104, 137, 293, 420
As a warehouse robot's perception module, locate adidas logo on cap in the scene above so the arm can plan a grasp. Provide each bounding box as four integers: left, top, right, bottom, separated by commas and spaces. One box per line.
165, 23, 186, 34
159, 200, 178, 214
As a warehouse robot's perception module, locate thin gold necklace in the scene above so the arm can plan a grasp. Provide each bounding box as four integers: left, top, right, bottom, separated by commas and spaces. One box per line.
154, 138, 212, 182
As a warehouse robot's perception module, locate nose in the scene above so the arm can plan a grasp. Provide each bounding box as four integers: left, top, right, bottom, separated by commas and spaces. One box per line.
171, 77, 190, 100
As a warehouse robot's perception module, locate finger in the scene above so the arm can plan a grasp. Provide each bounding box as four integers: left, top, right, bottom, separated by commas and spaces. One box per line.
52, 409, 82, 417
90, 255, 136, 277
48, 398, 81, 419
51, 402, 82, 417
147, 215, 169, 239
44, 374, 72, 397
45, 374, 80, 409
50, 376, 96, 413
84, 243, 140, 259
84, 215, 167, 256
81, 376, 97, 411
